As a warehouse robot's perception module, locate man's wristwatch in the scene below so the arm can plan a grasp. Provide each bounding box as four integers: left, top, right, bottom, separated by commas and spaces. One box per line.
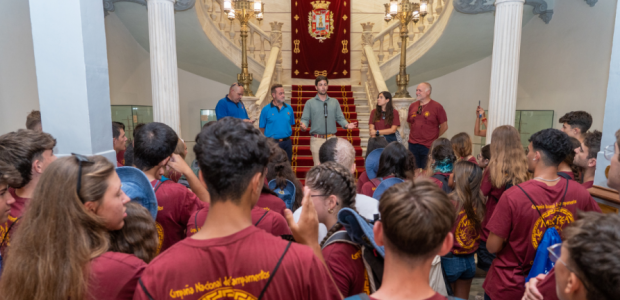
376, 130, 380, 136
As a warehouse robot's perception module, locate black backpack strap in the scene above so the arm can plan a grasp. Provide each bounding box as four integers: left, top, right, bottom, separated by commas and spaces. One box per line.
154, 180, 164, 193
255, 210, 269, 226
516, 185, 547, 230
194, 211, 200, 232
257, 241, 292, 300
557, 172, 572, 180
138, 278, 155, 300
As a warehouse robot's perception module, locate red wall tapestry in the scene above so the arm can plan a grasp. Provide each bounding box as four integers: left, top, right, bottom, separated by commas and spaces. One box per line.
291, 0, 351, 79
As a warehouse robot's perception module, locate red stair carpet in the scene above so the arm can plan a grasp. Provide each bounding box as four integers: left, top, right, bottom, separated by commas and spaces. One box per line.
290, 85, 365, 181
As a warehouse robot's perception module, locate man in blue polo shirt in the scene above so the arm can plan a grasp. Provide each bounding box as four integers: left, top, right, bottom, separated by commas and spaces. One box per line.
215, 83, 253, 122
259, 84, 296, 160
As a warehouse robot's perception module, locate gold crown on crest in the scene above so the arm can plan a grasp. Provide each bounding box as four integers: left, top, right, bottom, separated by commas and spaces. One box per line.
311, 1, 330, 10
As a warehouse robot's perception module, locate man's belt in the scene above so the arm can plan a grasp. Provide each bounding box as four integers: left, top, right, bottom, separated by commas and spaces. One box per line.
311, 134, 336, 138
273, 137, 291, 142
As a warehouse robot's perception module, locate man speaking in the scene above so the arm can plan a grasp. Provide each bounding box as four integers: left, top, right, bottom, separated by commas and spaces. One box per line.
300, 76, 357, 165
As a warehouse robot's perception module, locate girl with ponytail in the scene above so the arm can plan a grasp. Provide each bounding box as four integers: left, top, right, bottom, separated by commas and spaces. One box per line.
266, 146, 304, 211
442, 161, 485, 299
306, 161, 366, 297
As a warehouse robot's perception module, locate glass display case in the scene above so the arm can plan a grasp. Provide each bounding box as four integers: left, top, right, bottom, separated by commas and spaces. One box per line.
200, 109, 217, 128
475, 110, 554, 151
111, 105, 154, 141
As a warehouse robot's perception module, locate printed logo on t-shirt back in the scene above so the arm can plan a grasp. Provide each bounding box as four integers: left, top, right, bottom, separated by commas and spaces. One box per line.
530, 201, 576, 249
156, 222, 164, 255
169, 270, 271, 299
454, 211, 479, 254
351, 250, 361, 260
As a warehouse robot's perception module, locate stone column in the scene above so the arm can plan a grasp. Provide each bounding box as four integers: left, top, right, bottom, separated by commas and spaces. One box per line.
147, 0, 182, 135
486, 0, 525, 144
29, 0, 116, 162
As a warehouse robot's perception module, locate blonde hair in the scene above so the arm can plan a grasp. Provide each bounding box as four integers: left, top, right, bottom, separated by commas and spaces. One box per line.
451, 132, 473, 159
0, 156, 113, 300
487, 125, 531, 188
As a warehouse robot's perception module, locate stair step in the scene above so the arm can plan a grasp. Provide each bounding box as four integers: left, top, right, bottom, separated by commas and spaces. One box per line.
293, 146, 363, 156
292, 128, 360, 137
288, 97, 357, 105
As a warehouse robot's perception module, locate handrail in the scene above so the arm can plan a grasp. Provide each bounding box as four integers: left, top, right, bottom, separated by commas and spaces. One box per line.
365, 45, 389, 92
373, 20, 401, 43
248, 22, 271, 42
254, 46, 281, 108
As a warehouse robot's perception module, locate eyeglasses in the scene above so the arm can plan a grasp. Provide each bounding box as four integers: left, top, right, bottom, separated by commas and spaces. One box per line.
72, 153, 94, 203
604, 144, 616, 161
548, 243, 586, 284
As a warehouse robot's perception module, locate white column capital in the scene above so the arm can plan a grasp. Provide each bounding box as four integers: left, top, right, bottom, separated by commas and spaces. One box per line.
495, 0, 525, 6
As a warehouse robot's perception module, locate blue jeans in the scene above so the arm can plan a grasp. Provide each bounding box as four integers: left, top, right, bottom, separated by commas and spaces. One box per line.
277, 138, 293, 162
384, 134, 397, 143
441, 253, 476, 283
408, 143, 430, 169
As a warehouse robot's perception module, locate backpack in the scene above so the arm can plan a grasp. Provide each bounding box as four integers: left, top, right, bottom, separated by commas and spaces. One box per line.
372, 178, 404, 200
432, 173, 453, 193
344, 293, 464, 300
517, 178, 569, 283
268, 179, 296, 210
324, 208, 385, 293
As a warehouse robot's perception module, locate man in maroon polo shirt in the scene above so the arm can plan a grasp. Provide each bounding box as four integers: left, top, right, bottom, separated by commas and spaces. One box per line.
407, 82, 448, 169
483, 129, 601, 300
133, 122, 208, 254
0, 129, 56, 256
113, 121, 128, 167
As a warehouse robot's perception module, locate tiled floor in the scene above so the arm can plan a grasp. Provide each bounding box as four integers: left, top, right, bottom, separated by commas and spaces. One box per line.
468, 268, 487, 300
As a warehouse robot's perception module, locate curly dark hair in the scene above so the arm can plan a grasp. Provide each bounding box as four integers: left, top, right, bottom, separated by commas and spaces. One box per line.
529, 128, 572, 166
108, 202, 159, 263
133, 122, 178, 171
0, 129, 56, 188
563, 211, 620, 300
583, 130, 602, 159
305, 162, 357, 247
194, 117, 270, 203
376, 142, 416, 179
559, 111, 592, 134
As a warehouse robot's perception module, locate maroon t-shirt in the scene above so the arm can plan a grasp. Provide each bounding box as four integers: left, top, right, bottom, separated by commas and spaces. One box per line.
186, 205, 291, 238
357, 171, 370, 194
361, 175, 395, 197
116, 150, 126, 166
151, 180, 206, 254
370, 292, 447, 300
0, 188, 29, 256
466, 156, 478, 165
88, 252, 145, 300
322, 230, 369, 296
257, 192, 287, 216
134, 226, 341, 300
480, 170, 507, 242
536, 268, 560, 300
450, 204, 481, 255
582, 181, 594, 189
369, 109, 401, 130
483, 179, 601, 300
407, 100, 448, 147
558, 171, 575, 180
430, 177, 444, 189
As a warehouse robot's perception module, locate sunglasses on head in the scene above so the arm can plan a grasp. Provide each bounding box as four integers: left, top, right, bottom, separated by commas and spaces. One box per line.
72, 153, 94, 203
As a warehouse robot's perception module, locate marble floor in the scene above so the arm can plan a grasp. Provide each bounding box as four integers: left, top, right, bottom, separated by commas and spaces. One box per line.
468, 268, 487, 300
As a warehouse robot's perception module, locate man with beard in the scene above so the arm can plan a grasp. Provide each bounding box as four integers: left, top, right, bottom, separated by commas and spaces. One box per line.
300, 76, 357, 165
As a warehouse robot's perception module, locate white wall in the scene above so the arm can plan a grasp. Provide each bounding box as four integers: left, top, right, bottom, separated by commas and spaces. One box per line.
409, 0, 616, 151
0, 2, 228, 163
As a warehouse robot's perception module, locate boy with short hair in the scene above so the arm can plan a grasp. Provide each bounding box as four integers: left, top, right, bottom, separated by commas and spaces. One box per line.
559, 111, 592, 142
135, 117, 341, 300
0, 129, 56, 254
112, 121, 128, 167
484, 129, 601, 300
354, 179, 454, 300
573, 130, 602, 189
133, 122, 206, 253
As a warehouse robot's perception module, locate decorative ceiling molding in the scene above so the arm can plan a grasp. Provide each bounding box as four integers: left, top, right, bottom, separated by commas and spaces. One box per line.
453, 0, 553, 24
584, 0, 597, 7
103, 0, 196, 14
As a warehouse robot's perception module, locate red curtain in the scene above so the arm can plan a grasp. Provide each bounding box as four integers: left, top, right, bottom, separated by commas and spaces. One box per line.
291, 0, 351, 79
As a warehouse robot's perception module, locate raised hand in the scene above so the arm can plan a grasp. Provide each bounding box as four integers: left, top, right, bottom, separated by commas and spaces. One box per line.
284, 187, 319, 247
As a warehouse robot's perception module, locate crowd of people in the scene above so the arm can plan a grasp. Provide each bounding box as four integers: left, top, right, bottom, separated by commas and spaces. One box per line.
0, 80, 619, 300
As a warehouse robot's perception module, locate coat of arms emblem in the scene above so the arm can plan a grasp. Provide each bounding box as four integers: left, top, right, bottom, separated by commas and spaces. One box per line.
308, 1, 334, 42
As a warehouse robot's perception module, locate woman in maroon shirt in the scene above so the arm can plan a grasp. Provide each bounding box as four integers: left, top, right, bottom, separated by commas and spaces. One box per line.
442, 161, 485, 300
0, 155, 144, 300
369, 92, 401, 143
306, 162, 369, 297
451, 132, 477, 165
266, 145, 304, 211
478, 125, 530, 271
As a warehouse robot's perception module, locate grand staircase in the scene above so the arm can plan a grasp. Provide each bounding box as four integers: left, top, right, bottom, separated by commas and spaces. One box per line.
286, 85, 370, 182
